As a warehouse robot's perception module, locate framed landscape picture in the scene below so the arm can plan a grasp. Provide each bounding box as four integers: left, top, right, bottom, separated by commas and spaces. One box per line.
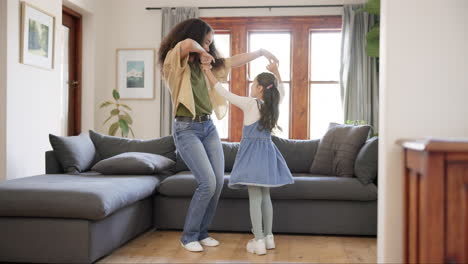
116, 49, 155, 99
20, 2, 55, 70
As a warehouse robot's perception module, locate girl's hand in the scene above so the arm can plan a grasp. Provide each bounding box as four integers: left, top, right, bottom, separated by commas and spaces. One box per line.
266, 60, 282, 83
201, 63, 218, 87
201, 63, 212, 72
266, 61, 279, 73
200, 52, 215, 64
260, 49, 279, 64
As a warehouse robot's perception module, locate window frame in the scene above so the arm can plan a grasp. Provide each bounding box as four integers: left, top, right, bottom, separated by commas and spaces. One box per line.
201, 16, 342, 141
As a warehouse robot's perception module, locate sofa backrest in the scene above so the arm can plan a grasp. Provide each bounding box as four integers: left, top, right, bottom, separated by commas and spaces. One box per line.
45, 151, 64, 174
173, 137, 320, 174
173, 141, 240, 173
271, 136, 320, 173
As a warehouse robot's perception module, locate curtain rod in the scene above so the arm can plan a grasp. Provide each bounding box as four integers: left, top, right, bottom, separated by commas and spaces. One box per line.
146, 5, 343, 10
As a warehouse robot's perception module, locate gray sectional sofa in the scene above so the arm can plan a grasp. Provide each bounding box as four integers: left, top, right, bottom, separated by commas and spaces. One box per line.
0, 131, 378, 263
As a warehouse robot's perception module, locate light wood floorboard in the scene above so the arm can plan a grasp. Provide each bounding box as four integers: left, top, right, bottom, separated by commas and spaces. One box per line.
98, 230, 376, 263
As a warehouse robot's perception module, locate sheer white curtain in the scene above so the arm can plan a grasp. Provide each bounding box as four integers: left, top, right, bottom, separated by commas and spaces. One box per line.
160, 7, 199, 136
340, 5, 379, 132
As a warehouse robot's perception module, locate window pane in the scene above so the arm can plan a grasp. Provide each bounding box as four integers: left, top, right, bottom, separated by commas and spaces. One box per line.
249, 33, 291, 81
276, 83, 290, 139
214, 33, 230, 58
310, 32, 341, 81
212, 33, 230, 139
309, 84, 343, 139
211, 83, 230, 139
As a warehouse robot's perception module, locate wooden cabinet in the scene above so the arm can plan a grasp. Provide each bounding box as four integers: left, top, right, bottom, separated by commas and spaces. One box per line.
401, 139, 468, 264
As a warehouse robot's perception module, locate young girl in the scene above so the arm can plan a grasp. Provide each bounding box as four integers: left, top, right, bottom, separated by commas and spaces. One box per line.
202, 61, 294, 255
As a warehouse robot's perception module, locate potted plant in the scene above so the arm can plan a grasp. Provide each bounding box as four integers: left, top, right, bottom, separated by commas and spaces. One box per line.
99, 89, 135, 138
360, 0, 380, 58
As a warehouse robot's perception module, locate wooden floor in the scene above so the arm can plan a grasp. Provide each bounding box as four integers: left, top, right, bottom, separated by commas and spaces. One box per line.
98, 230, 376, 263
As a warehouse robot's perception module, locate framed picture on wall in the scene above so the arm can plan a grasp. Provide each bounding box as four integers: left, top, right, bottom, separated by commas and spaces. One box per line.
116, 49, 155, 99
20, 1, 55, 70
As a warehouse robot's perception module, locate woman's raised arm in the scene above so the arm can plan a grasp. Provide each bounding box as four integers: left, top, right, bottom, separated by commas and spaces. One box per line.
179, 39, 214, 64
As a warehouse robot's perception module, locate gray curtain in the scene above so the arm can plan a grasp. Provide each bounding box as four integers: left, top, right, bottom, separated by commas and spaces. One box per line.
340, 5, 379, 132
160, 7, 199, 137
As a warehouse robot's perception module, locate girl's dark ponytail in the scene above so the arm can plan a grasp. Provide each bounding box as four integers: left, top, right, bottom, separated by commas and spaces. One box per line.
256, 72, 282, 133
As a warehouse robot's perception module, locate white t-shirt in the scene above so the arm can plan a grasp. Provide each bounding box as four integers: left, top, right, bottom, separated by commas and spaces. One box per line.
214, 82, 285, 126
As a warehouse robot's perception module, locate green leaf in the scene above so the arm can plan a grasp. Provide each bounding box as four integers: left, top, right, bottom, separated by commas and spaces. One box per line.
119, 113, 133, 125
103, 115, 113, 125
111, 109, 120, 116
109, 122, 119, 136
119, 103, 132, 111
366, 25, 380, 57
360, 0, 380, 15
99, 101, 114, 108
112, 90, 120, 100
119, 119, 129, 138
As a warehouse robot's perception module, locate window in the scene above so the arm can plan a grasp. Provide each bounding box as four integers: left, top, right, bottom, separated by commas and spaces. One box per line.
202, 16, 342, 141
211, 33, 230, 140
249, 32, 291, 138
309, 32, 343, 139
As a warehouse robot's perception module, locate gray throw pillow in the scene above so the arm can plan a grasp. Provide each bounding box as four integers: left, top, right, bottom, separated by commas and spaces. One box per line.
272, 136, 320, 173
49, 133, 98, 174
91, 152, 175, 175
354, 137, 378, 185
310, 123, 370, 177
89, 130, 176, 161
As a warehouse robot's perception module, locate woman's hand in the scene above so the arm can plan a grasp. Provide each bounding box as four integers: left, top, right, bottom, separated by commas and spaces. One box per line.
260, 49, 279, 64
200, 52, 215, 64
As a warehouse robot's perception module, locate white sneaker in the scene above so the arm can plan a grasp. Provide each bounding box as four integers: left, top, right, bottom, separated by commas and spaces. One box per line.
181, 241, 203, 252
199, 237, 220, 247
246, 238, 267, 255
265, 234, 275, 249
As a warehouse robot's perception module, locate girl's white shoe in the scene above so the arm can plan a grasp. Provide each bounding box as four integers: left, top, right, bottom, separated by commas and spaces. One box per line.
246, 238, 267, 255
199, 237, 220, 247
265, 234, 275, 249
180, 241, 203, 252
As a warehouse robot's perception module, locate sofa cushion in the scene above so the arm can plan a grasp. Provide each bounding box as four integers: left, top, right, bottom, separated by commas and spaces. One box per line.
272, 136, 319, 173
157, 172, 377, 201
310, 123, 370, 177
89, 130, 176, 161
0, 174, 160, 220
91, 152, 175, 175
49, 133, 98, 174
354, 137, 379, 185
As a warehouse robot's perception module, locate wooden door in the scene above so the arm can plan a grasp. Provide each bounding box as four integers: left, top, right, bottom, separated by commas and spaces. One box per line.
62, 6, 82, 136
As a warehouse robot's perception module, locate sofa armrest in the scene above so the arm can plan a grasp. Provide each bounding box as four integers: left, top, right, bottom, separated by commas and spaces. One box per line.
45, 151, 64, 174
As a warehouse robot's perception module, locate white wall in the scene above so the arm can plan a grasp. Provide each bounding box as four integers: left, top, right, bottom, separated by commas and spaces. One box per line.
94, 0, 364, 139
378, 0, 468, 262
5, 0, 63, 180
0, 0, 7, 181
2, 0, 96, 180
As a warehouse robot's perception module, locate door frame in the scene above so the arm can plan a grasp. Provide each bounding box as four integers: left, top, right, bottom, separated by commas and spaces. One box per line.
62, 6, 82, 135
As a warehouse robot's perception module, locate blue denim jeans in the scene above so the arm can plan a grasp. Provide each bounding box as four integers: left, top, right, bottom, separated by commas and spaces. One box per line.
172, 119, 224, 245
